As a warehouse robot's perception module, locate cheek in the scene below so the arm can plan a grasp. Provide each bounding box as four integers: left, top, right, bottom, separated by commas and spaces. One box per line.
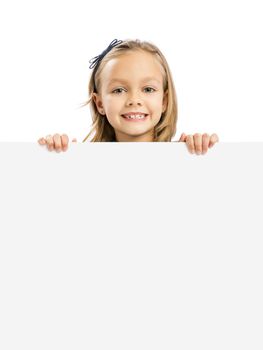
151, 96, 165, 112
104, 96, 122, 113
103, 97, 123, 124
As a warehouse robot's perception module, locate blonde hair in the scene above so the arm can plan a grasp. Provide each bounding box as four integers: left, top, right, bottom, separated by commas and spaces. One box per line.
80, 39, 178, 142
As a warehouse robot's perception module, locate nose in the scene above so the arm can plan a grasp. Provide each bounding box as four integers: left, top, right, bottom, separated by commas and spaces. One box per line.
126, 92, 143, 106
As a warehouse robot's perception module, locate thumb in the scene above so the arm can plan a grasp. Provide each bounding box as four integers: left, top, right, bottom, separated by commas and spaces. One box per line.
72, 138, 77, 142
178, 133, 187, 142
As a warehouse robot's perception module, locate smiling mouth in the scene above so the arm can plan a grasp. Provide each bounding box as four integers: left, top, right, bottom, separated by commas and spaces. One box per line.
121, 114, 149, 121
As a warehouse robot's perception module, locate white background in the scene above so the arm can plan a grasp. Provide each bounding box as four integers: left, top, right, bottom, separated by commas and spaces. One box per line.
0, 0, 262, 141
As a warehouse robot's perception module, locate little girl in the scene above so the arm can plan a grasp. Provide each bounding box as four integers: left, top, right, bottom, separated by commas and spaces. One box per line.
38, 39, 219, 154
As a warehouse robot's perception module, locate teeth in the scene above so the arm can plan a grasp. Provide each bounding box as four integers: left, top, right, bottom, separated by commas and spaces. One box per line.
125, 114, 146, 119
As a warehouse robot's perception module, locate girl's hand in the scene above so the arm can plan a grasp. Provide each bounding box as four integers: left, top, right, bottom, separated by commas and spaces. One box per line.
178, 133, 219, 155
38, 134, 77, 152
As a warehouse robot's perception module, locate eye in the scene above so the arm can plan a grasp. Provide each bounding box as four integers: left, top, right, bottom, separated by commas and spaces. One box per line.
144, 87, 156, 93
112, 88, 125, 94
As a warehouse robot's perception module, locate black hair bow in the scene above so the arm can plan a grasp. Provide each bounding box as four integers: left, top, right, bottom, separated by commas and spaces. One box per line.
89, 39, 123, 69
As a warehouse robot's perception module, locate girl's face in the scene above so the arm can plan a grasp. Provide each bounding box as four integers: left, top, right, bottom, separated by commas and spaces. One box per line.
93, 50, 168, 142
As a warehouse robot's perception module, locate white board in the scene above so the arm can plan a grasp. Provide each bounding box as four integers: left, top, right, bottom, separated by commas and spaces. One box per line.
0, 142, 262, 349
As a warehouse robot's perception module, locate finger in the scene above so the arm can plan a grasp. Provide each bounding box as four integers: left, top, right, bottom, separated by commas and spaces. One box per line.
61, 134, 69, 151
202, 133, 210, 154
38, 137, 47, 145
193, 133, 203, 154
46, 135, 54, 151
53, 134, 62, 152
72, 138, 77, 143
208, 133, 219, 148
178, 133, 187, 142
185, 135, 195, 154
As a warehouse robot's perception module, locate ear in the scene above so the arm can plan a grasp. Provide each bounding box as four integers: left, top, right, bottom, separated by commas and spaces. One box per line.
92, 92, 105, 115
162, 91, 168, 113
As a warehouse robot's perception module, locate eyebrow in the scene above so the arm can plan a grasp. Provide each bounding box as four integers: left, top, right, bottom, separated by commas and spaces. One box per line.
108, 77, 162, 85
